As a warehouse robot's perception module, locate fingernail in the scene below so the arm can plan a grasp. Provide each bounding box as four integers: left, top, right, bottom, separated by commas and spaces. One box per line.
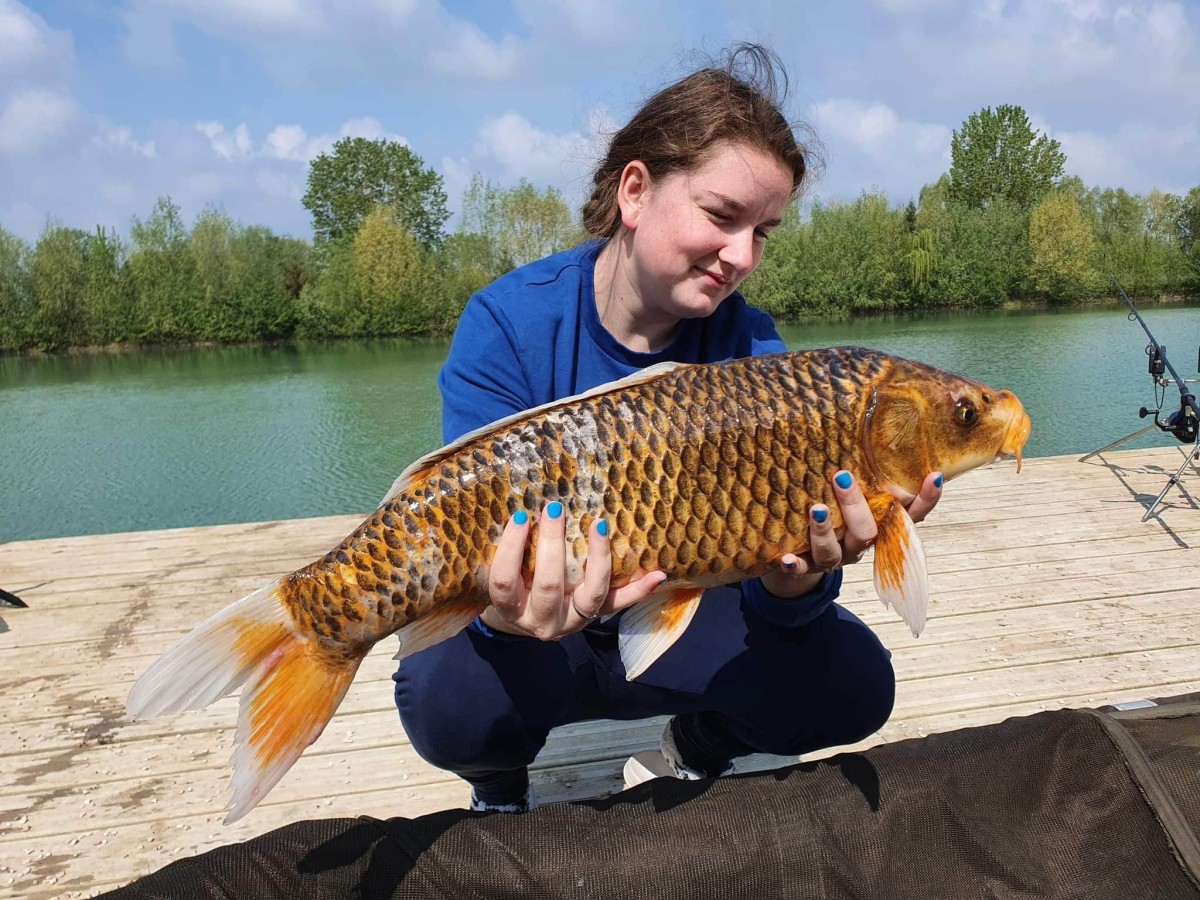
812, 507, 828, 524
596, 519, 609, 537
835, 472, 853, 490
783, 559, 796, 569
513, 510, 529, 526
547, 501, 563, 519
933, 472, 944, 488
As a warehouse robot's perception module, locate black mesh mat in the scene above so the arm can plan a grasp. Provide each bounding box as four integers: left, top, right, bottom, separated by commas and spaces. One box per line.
101, 695, 1200, 900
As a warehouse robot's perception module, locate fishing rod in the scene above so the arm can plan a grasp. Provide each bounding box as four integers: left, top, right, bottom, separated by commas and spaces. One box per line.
1079, 275, 1199, 521
1109, 273, 1198, 445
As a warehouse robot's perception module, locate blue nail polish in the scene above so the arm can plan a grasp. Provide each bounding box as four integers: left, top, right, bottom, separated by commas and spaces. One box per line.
547, 501, 563, 519
934, 473, 944, 489
835, 472, 853, 490
597, 519, 609, 537
783, 560, 796, 569
513, 510, 528, 526
812, 507, 828, 524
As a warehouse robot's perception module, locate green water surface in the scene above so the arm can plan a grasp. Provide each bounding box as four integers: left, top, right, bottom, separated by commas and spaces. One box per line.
2, 304, 1196, 543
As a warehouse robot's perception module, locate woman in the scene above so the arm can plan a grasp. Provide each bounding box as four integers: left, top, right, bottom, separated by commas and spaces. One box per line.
394, 44, 942, 813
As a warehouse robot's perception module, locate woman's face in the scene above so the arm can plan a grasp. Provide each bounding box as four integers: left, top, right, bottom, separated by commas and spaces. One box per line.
620, 141, 794, 320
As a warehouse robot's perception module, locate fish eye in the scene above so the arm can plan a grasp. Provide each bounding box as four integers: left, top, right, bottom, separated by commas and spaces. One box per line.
955, 398, 978, 427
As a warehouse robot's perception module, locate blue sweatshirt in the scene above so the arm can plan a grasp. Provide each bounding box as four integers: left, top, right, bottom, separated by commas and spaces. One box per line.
438, 240, 841, 629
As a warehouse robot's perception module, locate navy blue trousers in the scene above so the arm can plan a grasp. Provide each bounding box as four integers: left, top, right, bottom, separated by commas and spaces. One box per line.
393, 586, 895, 806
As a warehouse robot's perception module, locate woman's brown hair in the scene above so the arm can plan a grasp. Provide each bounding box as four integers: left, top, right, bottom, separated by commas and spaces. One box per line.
582, 44, 816, 238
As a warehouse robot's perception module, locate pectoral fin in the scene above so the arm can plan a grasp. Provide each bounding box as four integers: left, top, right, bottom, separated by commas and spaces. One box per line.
618, 587, 704, 681
871, 500, 929, 637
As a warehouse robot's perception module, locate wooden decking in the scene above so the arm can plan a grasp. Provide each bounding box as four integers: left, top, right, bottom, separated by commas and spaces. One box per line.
2, 445, 1198, 898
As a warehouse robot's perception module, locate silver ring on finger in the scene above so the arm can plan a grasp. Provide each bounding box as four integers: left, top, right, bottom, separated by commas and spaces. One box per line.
570, 597, 601, 626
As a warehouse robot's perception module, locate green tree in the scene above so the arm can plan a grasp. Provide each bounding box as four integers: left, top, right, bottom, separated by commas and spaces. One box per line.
460, 174, 577, 272
1029, 191, 1095, 300
948, 104, 1066, 211
1091, 187, 1190, 296
426, 231, 494, 332
741, 204, 816, 317
234, 229, 311, 339
747, 196, 926, 315
0, 228, 31, 351
28, 224, 89, 349
297, 240, 358, 338
907, 228, 939, 297
303, 138, 449, 249
189, 207, 236, 340
82, 227, 132, 345
1176, 185, 1200, 290
128, 197, 203, 341
1177, 186, 1200, 253
352, 206, 427, 335
915, 176, 1031, 307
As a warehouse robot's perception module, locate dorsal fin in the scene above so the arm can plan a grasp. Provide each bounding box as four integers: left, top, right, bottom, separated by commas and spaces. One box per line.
379, 360, 688, 506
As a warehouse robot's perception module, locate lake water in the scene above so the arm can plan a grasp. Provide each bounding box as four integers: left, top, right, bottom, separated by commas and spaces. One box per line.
2, 303, 1197, 543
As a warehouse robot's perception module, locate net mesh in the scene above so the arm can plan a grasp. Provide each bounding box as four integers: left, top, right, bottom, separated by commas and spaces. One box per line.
100, 697, 1200, 900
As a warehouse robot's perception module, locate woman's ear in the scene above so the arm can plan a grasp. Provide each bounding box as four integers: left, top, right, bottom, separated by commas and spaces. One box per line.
616, 161, 650, 231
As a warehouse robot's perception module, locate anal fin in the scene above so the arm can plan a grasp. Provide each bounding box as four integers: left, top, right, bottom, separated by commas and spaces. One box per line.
393, 597, 489, 661
871, 500, 929, 637
618, 587, 704, 681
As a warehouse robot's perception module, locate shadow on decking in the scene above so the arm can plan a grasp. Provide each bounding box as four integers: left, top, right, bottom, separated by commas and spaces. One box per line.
1080, 445, 1199, 548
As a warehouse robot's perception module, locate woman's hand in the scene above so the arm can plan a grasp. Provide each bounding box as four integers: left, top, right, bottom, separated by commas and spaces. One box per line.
760, 470, 944, 599
481, 501, 665, 640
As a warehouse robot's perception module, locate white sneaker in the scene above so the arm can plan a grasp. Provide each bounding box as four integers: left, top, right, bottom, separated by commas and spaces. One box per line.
622, 722, 711, 790
622, 750, 686, 788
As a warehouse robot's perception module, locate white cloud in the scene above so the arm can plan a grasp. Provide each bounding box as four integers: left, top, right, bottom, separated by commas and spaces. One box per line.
197, 122, 254, 160
512, 0, 670, 48
118, 0, 530, 86
0, 89, 76, 155
872, 0, 954, 11
809, 98, 951, 201
0, 0, 49, 67
428, 24, 521, 80
128, 0, 326, 37
520, 0, 623, 40
438, 155, 475, 224
262, 124, 310, 161
737, 0, 1200, 200
199, 118, 407, 164
0, 108, 422, 243
0, 1, 73, 86
255, 167, 304, 201
1056, 122, 1200, 194
100, 126, 157, 159
476, 112, 591, 185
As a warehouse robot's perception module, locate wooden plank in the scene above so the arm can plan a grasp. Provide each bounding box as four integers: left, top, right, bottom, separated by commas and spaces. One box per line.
2, 446, 1198, 900
4, 525, 1195, 657
5, 511, 1189, 652
7, 574, 1196, 740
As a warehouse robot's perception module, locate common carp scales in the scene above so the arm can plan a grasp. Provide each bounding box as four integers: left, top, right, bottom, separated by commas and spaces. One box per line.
127, 347, 1031, 821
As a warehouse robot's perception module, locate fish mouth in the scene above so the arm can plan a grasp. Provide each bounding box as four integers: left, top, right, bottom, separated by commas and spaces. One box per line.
995, 393, 1032, 473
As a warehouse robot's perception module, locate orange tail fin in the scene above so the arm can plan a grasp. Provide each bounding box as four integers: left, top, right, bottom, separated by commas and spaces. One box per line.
126, 583, 362, 823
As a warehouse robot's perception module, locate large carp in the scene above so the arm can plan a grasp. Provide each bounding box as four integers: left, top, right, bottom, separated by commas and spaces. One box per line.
128, 347, 1030, 822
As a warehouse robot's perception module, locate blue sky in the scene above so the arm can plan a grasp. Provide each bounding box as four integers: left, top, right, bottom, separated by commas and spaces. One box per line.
2, 0, 1198, 243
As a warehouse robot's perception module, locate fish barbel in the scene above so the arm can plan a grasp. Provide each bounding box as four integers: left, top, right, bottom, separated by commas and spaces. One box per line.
127, 347, 1030, 821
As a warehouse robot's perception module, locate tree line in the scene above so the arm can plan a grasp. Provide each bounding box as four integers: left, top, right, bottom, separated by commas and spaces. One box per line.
1, 104, 1197, 353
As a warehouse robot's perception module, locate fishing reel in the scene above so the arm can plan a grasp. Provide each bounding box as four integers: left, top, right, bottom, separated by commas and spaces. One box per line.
1138, 401, 1198, 444
1163, 404, 1198, 444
